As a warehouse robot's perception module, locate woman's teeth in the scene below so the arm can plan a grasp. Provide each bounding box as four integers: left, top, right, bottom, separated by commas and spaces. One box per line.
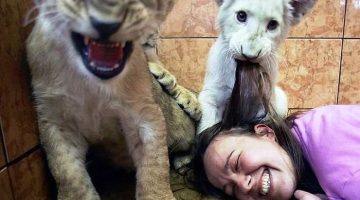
260, 169, 270, 195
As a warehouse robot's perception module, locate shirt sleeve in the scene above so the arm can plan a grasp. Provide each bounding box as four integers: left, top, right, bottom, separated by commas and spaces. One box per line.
342, 170, 360, 199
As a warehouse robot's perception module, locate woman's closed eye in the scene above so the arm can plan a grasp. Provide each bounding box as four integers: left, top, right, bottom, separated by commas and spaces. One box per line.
229, 153, 241, 197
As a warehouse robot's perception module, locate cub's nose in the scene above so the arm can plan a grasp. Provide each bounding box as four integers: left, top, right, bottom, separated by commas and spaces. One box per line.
90, 17, 121, 39
240, 46, 261, 61
241, 52, 259, 61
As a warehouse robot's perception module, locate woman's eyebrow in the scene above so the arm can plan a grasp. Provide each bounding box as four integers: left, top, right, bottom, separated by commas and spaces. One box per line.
224, 150, 235, 172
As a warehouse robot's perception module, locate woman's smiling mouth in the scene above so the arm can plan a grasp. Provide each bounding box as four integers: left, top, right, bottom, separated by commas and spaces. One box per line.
260, 169, 271, 196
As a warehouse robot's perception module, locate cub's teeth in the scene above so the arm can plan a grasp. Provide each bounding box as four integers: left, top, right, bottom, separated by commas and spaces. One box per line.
114, 64, 119, 68
260, 170, 270, 195
90, 62, 95, 67
96, 67, 112, 72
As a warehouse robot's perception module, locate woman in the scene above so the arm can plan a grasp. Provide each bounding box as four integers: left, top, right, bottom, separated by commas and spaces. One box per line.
193, 105, 360, 200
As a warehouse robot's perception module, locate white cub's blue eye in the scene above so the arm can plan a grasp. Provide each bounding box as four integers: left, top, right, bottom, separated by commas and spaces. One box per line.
267, 20, 279, 31
236, 11, 247, 22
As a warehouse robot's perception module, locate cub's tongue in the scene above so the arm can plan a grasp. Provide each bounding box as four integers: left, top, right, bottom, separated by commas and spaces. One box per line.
88, 40, 123, 68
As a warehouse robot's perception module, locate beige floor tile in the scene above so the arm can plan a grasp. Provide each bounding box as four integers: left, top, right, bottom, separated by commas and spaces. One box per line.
288, 108, 311, 115
161, 0, 218, 37
289, 0, 345, 37
157, 38, 215, 92
278, 39, 342, 108
344, 0, 360, 37
162, 0, 345, 38
338, 39, 360, 104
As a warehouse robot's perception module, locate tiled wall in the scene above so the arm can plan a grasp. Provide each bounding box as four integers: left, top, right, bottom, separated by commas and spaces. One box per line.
0, 0, 359, 199
0, 0, 53, 199
158, 0, 360, 112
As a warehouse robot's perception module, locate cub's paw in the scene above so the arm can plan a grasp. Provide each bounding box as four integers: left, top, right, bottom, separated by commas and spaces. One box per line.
149, 62, 177, 92
149, 62, 202, 121
173, 86, 202, 121
173, 155, 192, 174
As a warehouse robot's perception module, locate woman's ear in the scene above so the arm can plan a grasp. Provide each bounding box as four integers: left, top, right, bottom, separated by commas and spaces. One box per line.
289, 0, 318, 25
254, 124, 277, 142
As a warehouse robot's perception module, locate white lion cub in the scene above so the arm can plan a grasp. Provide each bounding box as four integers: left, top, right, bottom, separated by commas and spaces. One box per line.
198, 0, 317, 133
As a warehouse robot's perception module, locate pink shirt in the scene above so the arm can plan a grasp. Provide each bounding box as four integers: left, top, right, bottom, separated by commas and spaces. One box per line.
292, 105, 360, 200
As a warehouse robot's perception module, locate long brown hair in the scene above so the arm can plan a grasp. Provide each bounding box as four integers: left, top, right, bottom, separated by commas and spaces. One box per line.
221, 60, 272, 130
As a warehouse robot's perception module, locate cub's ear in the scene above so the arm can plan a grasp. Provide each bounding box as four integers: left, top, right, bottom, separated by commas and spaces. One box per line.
155, 0, 177, 23
289, 0, 317, 25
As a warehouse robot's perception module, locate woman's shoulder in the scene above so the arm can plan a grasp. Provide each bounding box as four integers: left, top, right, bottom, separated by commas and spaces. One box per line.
293, 104, 360, 199
292, 104, 360, 146
296, 104, 360, 126
308, 104, 360, 114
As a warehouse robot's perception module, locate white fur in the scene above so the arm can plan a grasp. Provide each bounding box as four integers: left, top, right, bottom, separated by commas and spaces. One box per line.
198, 0, 317, 133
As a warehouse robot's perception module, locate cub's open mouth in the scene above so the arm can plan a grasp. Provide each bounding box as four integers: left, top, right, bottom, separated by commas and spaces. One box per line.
71, 32, 133, 79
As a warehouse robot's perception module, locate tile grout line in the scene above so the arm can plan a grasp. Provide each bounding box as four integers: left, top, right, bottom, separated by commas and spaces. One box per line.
336, 0, 349, 104
0, 115, 9, 165
0, 166, 16, 200
6, 145, 41, 200
7, 167, 16, 200
6, 145, 41, 167
0, 143, 41, 171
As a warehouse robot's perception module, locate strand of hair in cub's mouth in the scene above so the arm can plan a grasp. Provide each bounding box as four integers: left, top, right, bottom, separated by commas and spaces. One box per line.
222, 61, 271, 129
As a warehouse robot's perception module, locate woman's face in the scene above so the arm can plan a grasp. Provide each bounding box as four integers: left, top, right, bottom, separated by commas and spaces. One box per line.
203, 125, 296, 200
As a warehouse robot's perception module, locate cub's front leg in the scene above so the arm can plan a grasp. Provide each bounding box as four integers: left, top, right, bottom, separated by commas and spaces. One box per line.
144, 44, 201, 121
121, 103, 175, 200
39, 122, 99, 200
272, 86, 288, 117
198, 38, 236, 133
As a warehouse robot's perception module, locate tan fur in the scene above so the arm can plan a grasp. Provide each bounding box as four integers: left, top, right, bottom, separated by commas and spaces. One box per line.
26, 0, 198, 199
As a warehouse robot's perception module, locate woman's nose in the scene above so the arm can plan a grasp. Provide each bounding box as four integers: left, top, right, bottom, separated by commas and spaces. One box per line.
233, 173, 253, 194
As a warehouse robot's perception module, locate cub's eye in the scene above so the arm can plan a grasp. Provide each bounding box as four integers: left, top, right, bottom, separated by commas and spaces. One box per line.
267, 20, 279, 31
236, 11, 247, 22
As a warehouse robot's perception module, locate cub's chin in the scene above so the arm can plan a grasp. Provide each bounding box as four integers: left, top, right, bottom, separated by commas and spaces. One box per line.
71, 32, 133, 79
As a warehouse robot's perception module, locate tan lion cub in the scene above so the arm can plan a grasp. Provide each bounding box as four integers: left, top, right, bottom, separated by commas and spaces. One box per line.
26, 0, 199, 199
